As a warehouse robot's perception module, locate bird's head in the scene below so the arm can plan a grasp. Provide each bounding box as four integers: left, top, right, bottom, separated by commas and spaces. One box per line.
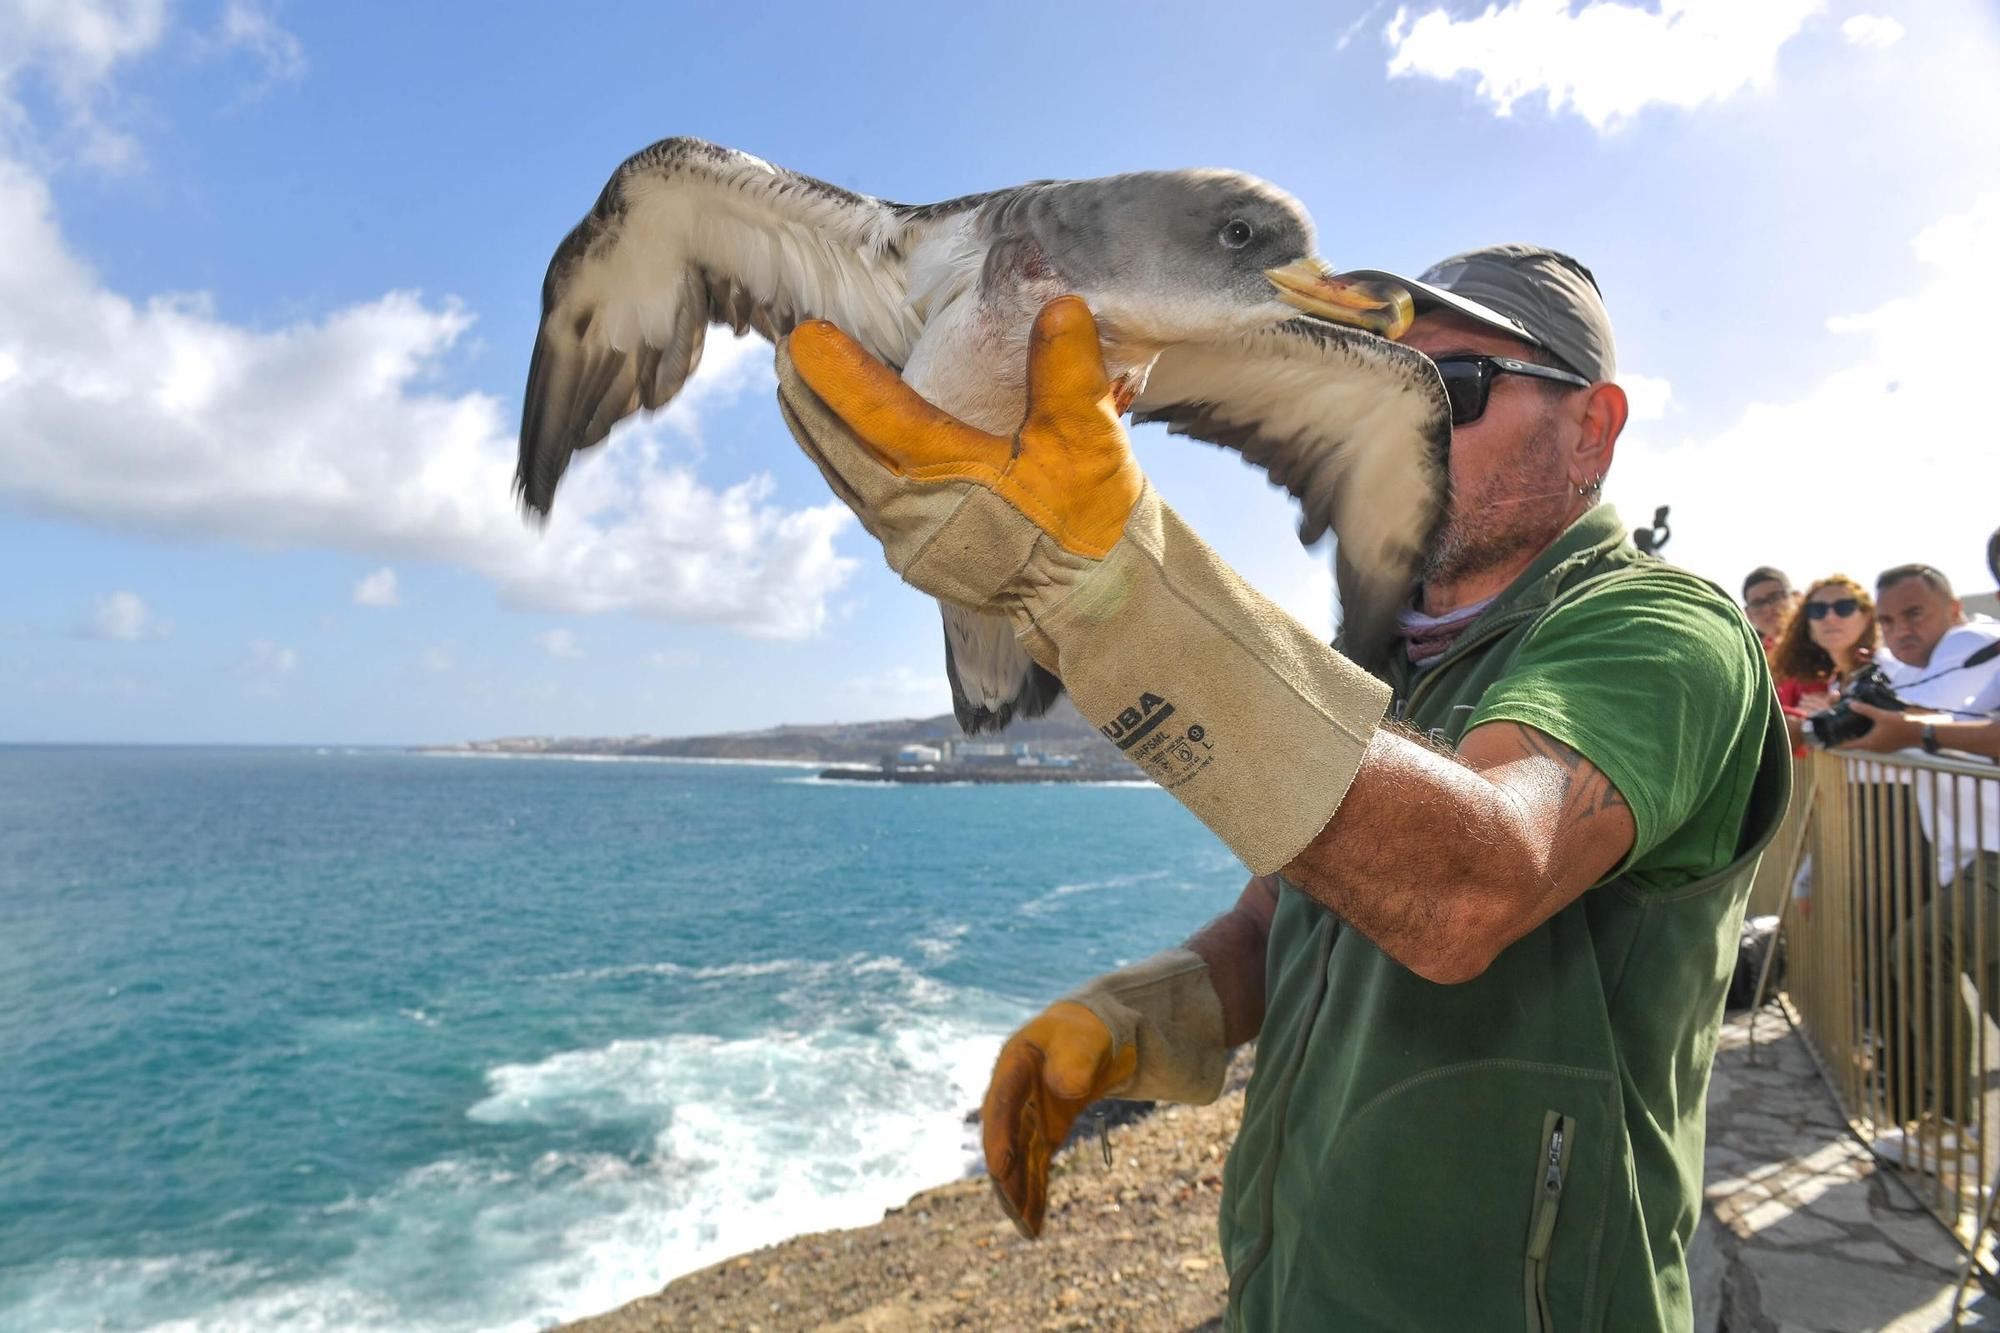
1033, 170, 1412, 347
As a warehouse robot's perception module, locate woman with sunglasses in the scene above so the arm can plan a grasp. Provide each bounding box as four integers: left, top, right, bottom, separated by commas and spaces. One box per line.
1774, 575, 1929, 1086
1770, 574, 1881, 751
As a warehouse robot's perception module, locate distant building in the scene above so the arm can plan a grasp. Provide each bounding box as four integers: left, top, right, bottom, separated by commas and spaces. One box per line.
945, 740, 1014, 765
895, 744, 943, 767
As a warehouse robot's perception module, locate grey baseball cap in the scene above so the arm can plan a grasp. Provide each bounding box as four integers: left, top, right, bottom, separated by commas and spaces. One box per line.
1345, 243, 1617, 382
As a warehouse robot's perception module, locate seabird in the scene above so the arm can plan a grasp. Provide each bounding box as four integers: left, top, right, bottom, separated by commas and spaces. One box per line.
518, 137, 1449, 733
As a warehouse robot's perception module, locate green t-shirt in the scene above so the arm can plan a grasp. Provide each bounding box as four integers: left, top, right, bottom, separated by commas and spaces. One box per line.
1220, 507, 1790, 1333
1467, 570, 1769, 891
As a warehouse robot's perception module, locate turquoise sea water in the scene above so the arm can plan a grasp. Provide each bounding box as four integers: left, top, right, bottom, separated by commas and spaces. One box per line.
0, 747, 1235, 1332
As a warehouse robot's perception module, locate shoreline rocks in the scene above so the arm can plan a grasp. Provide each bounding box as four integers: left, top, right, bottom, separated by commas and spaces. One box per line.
561, 1054, 1254, 1333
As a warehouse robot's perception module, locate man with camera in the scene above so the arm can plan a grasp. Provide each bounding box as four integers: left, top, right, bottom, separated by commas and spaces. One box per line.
775, 245, 1789, 1329
1834, 561, 2000, 1164
1839, 560, 2000, 763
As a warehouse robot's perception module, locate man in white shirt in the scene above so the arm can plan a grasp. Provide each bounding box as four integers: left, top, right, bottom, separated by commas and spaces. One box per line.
1847, 554, 2000, 762
1847, 562, 2000, 1152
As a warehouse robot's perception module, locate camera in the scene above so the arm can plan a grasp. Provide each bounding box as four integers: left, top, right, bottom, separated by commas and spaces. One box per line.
1805, 665, 1907, 747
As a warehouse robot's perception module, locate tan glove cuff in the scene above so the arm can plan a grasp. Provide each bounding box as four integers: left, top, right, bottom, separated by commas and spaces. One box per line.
1065, 948, 1228, 1105
1021, 487, 1391, 874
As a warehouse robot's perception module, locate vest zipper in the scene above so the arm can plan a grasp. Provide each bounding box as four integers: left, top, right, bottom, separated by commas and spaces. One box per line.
1225, 915, 1337, 1327
1525, 1110, 1576, 1333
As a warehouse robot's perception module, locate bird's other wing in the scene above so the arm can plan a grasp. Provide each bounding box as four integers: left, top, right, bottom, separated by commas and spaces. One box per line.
1131, 320, 1451, 671
519, 137, 958, 515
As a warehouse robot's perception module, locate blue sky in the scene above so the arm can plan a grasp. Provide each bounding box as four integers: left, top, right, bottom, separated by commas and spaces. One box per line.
1, 0, 1995, 744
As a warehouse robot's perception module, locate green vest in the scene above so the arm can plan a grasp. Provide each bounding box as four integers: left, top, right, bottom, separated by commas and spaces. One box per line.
1217, 509, 1791, 1332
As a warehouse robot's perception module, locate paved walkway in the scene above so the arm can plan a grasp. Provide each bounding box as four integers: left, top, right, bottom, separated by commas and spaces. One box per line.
1697, 1004, 1996, 1331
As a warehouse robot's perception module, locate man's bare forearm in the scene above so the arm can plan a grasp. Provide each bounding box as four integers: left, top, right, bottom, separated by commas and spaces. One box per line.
1281, 724, 1633, 985
1186, 874, 1279, 1048
1934, 718, 2000, 761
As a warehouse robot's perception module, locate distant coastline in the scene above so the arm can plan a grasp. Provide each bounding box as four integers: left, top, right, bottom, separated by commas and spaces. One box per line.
813, 764, 1140, 785
414, 749, 824, 769
421, 697, 1138, 775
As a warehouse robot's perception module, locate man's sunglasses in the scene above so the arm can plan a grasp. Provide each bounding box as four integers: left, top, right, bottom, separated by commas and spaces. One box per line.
1805, 598, 1861, 620
1432, 354, 1593, 427
1745, 591, 1792, 613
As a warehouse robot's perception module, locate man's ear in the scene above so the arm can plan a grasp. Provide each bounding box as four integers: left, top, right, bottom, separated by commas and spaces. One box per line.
1574, 381, 1627, 483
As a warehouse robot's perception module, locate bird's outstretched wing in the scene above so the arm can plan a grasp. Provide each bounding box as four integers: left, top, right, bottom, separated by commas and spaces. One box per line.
1131, 320, 1452, 671
519, 137, 952, 515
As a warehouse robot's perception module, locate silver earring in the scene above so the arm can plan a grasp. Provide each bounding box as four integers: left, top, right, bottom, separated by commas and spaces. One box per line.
1576, 476, 1602, 498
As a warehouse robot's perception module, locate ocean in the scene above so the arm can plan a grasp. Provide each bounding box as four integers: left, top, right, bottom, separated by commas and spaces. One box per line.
0, 746, 1237, 1332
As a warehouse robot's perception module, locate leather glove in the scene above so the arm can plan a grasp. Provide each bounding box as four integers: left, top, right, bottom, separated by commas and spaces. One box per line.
981, 948, 1227, 1238
776, 297, 1390, 874
981, 1000, 1135, 1240
777, 296, 1140, 621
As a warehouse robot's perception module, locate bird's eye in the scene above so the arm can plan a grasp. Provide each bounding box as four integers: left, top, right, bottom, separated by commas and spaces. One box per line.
1220, 219, 1254, 249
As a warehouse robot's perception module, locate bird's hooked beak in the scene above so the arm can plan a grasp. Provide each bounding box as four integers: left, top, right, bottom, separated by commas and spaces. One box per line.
1265, 259, 1414, 339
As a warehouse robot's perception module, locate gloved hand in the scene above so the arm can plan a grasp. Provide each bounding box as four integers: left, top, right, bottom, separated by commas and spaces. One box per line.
777, 296, 1141, 625
981, 948, 1228, 1239
981, 1000, 1135, 1239
776, 297, 1391, 875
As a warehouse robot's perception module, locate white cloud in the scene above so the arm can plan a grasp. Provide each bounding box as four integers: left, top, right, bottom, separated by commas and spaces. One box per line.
1336, 3, 1386, 51
352, 566, 399, 607
1270, 555, 1337, 644
215, 0, 306, 98
1384, 0, 1822, 131
1841, 13, 1904, 48
647, 648, 698, 669
535, 627, 583, 660
237, 637, 297, 698
1620, 372, 1673, 422
418, 643, 454, 674
839, 665, 951, 717
0, 0, 167, 169
1609, 192, 2000, 602
241, 638, 297, 674
80, 588, 166, 640
0, 156, 858, 640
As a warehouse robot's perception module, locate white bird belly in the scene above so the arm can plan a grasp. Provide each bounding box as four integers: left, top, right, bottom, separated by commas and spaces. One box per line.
895, 282, 1156, 722
900, 290, 1034, 432
901, 283, 1156, 431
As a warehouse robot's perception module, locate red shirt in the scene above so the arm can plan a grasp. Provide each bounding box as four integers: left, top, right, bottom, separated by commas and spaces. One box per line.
1776, 675, 1834, 716
1775, 674, 1836, 758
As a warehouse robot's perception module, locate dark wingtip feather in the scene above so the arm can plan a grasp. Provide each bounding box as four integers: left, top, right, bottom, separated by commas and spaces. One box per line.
1015, 663, 1064, 721
941, 627, 1067, 736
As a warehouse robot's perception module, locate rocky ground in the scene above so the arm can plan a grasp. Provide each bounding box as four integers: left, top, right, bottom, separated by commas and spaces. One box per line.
561, 1055, 1254, 1333
561, 1005, 2000, 1332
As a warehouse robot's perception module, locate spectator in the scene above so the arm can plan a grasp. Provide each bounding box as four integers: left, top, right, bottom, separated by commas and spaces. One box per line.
1849, 563, 2000, 1166
1742, 565, 1798, 653
1781, 578, 1919, 1076
1858, 564, 2000, 769
1867, 565, 2000, 877
1770, 574, 1879, 750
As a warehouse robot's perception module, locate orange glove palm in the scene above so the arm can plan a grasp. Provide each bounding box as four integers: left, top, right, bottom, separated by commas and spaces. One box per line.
784, 296, 1141, 563
980, 1000, 1138, 1239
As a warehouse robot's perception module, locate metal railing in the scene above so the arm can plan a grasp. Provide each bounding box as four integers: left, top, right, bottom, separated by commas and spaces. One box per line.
1766, 746, 2000, 1292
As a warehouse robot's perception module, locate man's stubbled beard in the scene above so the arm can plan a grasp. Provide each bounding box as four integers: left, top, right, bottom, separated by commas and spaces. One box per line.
1420, 407, 1573, 586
